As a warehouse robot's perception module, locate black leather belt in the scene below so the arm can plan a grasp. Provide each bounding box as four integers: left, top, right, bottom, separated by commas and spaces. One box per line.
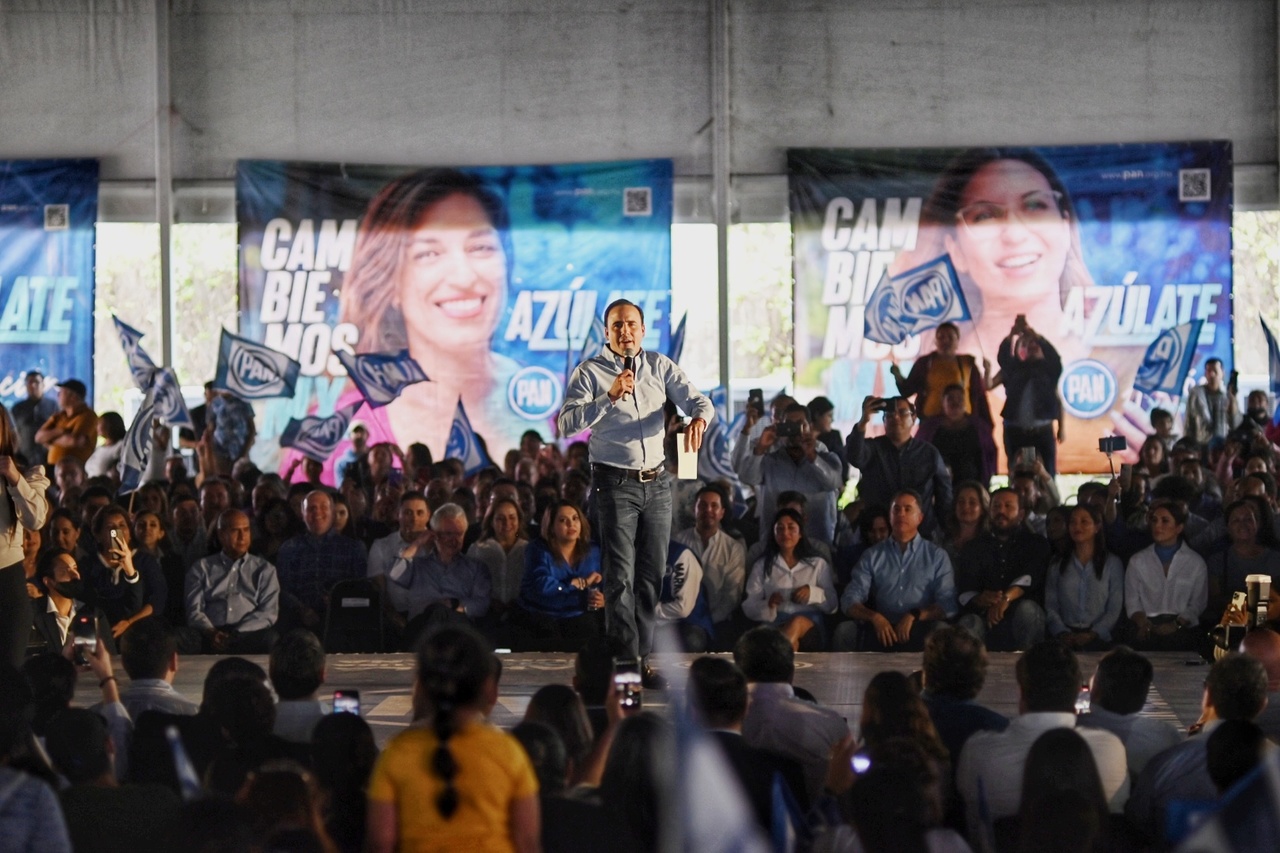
592, 463, 665, 483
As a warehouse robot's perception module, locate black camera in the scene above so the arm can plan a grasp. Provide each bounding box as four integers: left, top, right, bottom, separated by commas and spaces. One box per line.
774, 421, 802, 438
868, 398, 888, 412
1097, 436, 1127, 454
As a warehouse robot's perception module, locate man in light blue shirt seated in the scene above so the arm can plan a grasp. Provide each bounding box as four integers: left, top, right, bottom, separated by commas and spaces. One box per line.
185, 508, 280, 654
833, 490, 958, 652
388, 502, 490, 648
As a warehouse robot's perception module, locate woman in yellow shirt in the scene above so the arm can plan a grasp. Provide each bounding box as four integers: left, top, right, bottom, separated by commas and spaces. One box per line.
366, 626, 541, 853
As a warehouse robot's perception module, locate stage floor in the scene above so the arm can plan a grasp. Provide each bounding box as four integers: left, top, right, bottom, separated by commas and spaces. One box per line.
77, 650, 1209, 747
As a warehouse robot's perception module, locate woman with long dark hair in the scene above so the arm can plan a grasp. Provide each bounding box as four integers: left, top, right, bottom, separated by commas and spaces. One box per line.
514, 500, 604, 650
366, 626, 539, 852
1124, 499, 1208, 651
1044, 505, 1124, 651
1015, 729, 1112, 853
1207, 498, 1280, 624
0, 405, 51, 666
742, 507, 838, 650
935, 481, 989, 562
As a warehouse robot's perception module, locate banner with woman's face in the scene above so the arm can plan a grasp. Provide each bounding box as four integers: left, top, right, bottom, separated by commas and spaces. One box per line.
789, 141, 1233, 473
237, 158, 673, 478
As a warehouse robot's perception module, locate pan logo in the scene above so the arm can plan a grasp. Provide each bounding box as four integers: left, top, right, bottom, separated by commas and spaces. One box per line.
508, 366, 563, 421
1059, 360, 1117, 419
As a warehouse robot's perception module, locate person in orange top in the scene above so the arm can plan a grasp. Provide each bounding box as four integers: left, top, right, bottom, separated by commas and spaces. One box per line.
34, 379, 99, 466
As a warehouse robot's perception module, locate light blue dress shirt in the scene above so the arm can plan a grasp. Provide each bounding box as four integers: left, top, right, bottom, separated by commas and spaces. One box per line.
558, 346, 714, 469
1044, 552, 1125, 640
840, 534, 959, 622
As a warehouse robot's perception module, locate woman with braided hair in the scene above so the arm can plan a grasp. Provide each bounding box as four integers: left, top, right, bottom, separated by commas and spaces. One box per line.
366, 626, 540, 852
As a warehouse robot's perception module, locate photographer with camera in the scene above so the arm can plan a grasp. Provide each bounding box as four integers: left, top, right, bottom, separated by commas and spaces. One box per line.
737, 403, 843, 545
997, 316, 1065, 476
846, 396, 952, 536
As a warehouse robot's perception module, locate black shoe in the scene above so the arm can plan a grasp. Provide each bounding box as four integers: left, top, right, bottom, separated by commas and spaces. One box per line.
641, 662, 667, 691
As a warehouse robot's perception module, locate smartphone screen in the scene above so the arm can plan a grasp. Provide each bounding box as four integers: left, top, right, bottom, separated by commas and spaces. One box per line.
72, 614, 96, 664
851, 754, 872, 774
612, 657, 642, 711
333, 689, 360, 715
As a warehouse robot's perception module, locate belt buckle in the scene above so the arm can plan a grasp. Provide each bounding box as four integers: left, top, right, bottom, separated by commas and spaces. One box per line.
638, 467, 658, 483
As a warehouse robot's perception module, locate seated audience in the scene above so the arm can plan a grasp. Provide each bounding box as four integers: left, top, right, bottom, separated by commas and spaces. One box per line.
43, 707, 181, 853
686, 656, 808, 833
185, 508, 280, 654
934, 480, 990, 563
269, 629, 329, 745
673, 485, 748, 642
1013, 729, 1115, 853
856, 670, 950, 783
1122, 499, 1208, 651
513, 500, 602, 650
80, 504, 162, 637
312, 712, 379, 853
954, 487, 1049, 651
275, 489, 368, 632
1078, 647, 1182, 780
836, 490, 958, 652
365, 626, 538, 853
956, 641, 1129, 837
1206, 498, 1280, 623
742, 507, 837, 651
1240, 627, 1280, 742
1126, 653, 1269, 843
466, 496, 529, 617
733, 625, 849, 799
118, 616, 199, 718
235, 759, 339, 852
1205, 719, 1267, 794
1044, 504, 1125, 650
919, 626, 1009, 766
0, 664, 72, 851
387, 502, 490, 645
30, 548, 116, 654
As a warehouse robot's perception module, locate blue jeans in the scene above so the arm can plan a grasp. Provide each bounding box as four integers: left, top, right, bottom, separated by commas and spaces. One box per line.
957, 598, 1046, 651
592, 469, 672, 659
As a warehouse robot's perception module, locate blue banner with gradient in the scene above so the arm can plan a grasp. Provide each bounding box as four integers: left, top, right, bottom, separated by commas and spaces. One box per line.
0, 159, 98, 406
237, 158, 673, 478
789, 142, 1233, 473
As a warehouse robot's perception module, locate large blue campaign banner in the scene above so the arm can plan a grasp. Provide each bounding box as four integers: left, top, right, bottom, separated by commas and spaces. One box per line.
789, 142, 1233, 473
237, 158, 673, 477
0, 159, 98, 406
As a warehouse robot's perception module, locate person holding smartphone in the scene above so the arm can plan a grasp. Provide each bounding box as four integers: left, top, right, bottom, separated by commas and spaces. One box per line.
0, 408, 50, 667
78, 505, 153, 639
997, 317, 1065, 476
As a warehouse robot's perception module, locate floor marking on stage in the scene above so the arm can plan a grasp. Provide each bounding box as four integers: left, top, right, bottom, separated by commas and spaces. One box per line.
1142, 686, 1185, 732
368, 695, 414, 718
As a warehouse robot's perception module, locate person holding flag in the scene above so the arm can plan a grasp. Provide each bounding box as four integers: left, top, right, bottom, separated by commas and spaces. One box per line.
559, 299, 713, 687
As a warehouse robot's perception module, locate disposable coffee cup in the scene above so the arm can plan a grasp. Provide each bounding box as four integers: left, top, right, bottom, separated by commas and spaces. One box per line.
1246, 574, 1271, 623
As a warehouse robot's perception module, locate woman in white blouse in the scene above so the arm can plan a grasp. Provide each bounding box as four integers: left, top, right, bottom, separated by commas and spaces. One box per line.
1, 407, 50, 666
743, 507, 837, 650
466, 497, 529, 615
1124, 499, 1208, 651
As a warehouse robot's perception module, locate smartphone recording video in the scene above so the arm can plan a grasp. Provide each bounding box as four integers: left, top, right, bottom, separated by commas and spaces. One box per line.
72, 614, 96, 665
613, 657, 642, 711
333, 689, 360, 715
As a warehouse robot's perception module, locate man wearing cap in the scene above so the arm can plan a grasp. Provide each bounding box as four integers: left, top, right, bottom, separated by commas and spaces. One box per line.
34, 379, 98, 466
10, 371, 57, 468
559, 299, 713, 687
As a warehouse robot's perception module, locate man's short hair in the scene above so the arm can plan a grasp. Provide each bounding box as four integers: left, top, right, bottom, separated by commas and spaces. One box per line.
695, 484, 729, 507
1090, 646, 1154, 715
429, 502, 467, 529
399, 490, 428, 508
203, 676, 276, 745
782, 402, 809, 421
883, 396, 915, 417
734, 626, 794, 684
892, 488, 924, 507
604, 298, 644, 325
1015, 641, 1082, 713
44, 708, 112, 784
922, 627, 988, 701
120, 617, 177, 681
1207, 719, 1267, 793
1150, 476, 1197, 506
688, 657, 749, 728
1151, 407, 1173, 425
1207, 654, 1269, 721
268, 630, 326, 700
1205, 357, 1224, 370
990, 486, 1023, 514
1244, 472, 1278, 499
202, 656, 268, 710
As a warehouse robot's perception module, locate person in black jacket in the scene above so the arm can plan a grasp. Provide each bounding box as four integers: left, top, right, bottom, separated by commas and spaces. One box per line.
996, 319, 1064, 476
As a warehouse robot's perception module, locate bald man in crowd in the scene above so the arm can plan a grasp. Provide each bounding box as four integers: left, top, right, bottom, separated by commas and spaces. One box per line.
185, 509, 280, 654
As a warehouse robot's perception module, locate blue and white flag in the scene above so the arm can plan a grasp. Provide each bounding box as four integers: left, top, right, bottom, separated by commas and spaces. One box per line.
279, 402, 362, 463
863, 253, 971, 346
150, 366, 193, 430
698, 387, 739, 486
117, 390, 156, 494
1133, 320, 1204, 396
579, 314, 607, 364
112, 315, 158, 390
213, 329, 301, 400
669, 313, 687, 364
445, 401, 494, 476
334, 349, 428, 409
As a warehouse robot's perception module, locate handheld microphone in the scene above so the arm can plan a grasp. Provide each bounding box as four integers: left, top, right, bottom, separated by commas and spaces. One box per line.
622, 349, 636, 399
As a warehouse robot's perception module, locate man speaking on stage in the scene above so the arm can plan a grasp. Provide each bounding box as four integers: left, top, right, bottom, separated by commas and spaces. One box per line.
558, 299, 713, 686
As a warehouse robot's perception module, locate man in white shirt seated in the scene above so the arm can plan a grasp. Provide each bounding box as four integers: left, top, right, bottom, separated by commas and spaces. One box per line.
185, 509, 280, 654
673, 485, 747, 643
1078, 646, 1182, 780
956, 641, 1130, 839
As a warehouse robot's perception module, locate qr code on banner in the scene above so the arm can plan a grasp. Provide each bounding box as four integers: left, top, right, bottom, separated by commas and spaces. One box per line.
44, 204, 69, 230
623, 187, 652, 216
1178, 169, 1211, 202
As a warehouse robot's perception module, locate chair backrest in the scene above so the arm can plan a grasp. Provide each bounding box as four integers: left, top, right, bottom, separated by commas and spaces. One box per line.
323, 578, 384, 653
